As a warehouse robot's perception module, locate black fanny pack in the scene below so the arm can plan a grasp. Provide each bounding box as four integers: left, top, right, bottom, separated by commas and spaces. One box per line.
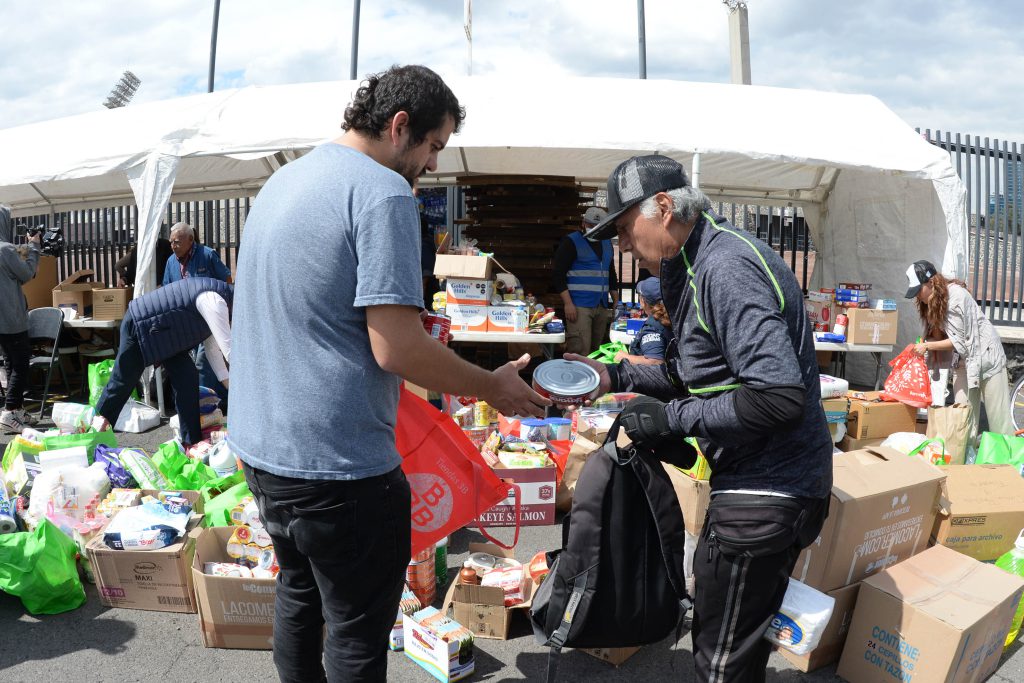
705, 493, 824, 558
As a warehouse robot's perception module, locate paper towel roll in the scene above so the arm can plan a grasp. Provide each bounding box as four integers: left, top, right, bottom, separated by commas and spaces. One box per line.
0, 513, 16, 534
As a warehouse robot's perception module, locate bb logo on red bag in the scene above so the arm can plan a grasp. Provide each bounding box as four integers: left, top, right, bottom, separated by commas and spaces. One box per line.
408, 473, 454, 533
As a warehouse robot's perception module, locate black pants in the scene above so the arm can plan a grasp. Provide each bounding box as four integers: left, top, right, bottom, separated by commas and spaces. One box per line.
0, 331, 31, 410
243, 463, 411, 683
692, 493, 829, 683
95, 314, 203, 444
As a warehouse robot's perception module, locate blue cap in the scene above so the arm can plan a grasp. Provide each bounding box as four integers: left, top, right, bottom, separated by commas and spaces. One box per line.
636, 277, 662, 304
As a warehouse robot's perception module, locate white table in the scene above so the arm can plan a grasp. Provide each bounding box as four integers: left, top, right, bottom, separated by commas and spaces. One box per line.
449, 331, 565, 360
814, 341, 894, 390
62, 316, 119, 330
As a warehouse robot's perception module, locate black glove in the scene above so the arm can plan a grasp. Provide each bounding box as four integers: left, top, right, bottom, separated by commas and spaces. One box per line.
619, 396, 673, 449
619, 396, 698, 469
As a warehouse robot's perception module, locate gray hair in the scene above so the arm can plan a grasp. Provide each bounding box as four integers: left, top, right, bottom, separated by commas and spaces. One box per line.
170, 222, 195, 240
639, 186, 711, 224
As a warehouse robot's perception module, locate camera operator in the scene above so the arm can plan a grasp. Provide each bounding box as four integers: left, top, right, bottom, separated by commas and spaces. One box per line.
0, 206, 42, 433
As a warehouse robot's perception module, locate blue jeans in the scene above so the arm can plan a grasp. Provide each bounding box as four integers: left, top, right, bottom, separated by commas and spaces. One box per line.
242, 463, 411, 683
95, 314, 203, 445
196, 343, 229, 414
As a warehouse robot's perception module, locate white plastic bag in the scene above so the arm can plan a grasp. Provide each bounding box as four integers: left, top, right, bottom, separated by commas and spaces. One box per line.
51, 402, 96, 433
114, 399, 161, 433
764, 579, 836, 655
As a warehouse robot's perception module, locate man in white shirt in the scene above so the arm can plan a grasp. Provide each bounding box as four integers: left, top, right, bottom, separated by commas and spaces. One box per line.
93, 277, 232, 446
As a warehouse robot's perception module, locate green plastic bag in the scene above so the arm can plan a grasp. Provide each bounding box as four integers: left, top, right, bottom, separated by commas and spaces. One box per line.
202, 479, 252, 527
87, 359, 136, 407
41, 428, 118, 464
975, 432, 1024, 468
0, 519, 86, 614
3, 436, 44, 472
587, 341, 628, 364
151, 441, 217, 491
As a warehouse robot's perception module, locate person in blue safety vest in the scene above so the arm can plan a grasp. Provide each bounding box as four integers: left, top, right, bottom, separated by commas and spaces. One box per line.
552, 206, 619, 355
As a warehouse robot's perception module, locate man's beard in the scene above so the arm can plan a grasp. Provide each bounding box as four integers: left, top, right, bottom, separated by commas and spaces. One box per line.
395, 142, 425, 187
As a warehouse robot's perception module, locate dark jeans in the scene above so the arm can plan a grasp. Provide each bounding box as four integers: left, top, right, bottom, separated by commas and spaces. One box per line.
0, 331, 31, 410
242, 463, 411, 683
196, 343, 228, 414
95, 314, 203, 444
692, 494, 829, 683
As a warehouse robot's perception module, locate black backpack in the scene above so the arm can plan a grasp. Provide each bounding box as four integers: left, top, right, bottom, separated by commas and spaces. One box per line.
529, 419, 692, 679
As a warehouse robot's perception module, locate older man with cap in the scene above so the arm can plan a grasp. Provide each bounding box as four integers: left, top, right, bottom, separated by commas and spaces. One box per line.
568, 155, 832, 683
551, 206, 619, 355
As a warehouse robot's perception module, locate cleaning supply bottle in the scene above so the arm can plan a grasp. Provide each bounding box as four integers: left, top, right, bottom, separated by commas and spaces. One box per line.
996, 529, 1024, 648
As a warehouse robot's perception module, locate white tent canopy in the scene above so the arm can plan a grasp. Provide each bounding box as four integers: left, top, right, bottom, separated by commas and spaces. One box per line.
0, 76, 967, 380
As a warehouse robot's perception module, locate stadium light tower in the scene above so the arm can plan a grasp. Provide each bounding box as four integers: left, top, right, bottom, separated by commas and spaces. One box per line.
103, 70, 142, 109
722, 0, 751, 84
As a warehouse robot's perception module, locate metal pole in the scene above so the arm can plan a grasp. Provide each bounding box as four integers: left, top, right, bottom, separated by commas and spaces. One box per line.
727, 3, 751, 84
637, 0, 647, 79
350, 0, 361, 80
208, 0, 221, 93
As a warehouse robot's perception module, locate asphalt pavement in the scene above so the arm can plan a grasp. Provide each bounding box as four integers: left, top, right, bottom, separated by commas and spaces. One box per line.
3, 414, 1024, 682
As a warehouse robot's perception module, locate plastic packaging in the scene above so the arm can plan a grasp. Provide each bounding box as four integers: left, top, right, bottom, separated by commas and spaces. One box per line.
51, 402, 96, 433
480, 566, 525, 606
0, 485, 16, 534
208, 441, 238, 478
38, 446, 89, 472
435, 535, 449, 585
59, 462, 112, 520
818, 374, 849, 399
119, 448, 169, 490
996, 529, 1024, 648
764, 579, 836, 655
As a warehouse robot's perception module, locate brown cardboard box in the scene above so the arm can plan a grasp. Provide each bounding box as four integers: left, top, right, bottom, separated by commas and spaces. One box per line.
443, 543, 535, 640
434, 254, 495, 280
932, 464, 1024, 561
192, 526, 277, 649
581, 646, 642, 666
52, 268, 104, 316
663, 463, 711, 536
21, 254, 58, 310
838, 435, 885, 452
92, 287, 130, 320
476, 465, 557, 527
845, 391, 917, 440
837, 545, 1024, 683
792, 447, 945, 593
844, 309, 898, 345
87, 518, 202, 613
778, 583, 860, 672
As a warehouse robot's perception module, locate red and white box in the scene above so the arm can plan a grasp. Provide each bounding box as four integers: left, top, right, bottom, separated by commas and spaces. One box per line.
476, 465, 557, 527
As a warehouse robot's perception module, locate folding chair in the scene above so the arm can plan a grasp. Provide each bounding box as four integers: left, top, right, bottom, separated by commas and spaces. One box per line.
26, 307, 72, 420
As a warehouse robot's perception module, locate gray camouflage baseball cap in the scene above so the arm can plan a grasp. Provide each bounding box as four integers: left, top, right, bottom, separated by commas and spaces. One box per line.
584, 154, 690, 241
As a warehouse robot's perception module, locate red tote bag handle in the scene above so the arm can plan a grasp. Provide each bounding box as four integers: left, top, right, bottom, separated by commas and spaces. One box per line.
476, 482, 522, 550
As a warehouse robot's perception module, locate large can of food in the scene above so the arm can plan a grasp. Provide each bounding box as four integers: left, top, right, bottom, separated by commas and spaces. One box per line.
407, 545, 437, 606
532, 359, 601, 406
473, 400, 497, 427
422, 313, 452, 346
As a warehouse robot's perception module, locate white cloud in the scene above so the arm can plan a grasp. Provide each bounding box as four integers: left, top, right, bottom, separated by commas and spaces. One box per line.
0, 0, 1021, 143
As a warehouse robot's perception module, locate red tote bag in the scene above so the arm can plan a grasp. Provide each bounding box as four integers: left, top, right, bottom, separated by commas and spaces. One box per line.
881, 344, 932, 408
396, 387, 518, 555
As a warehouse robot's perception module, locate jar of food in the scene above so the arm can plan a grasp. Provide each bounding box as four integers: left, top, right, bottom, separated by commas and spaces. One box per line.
459, 564, 480, 585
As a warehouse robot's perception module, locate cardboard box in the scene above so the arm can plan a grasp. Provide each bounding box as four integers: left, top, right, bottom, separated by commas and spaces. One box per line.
192, 526, 276, 649
581, 646, 642, 666
792, 447, 945, 593
403, 610, 475, 682
486, 305, 527, 333
822, 397, 849, 443
445, 278, 493, 306
476, 465, 557, 527
837, 544, 1024, 683
434, 253, 495, 280
838, 435, 885, 452
443, 543, 535, 640
805, 291, 834, 330
932, 464, 1024, 561
92, 287, 130, 320
845, 391, 917, 440
52, 268, 105, 315
447, 303, 489, 333
664, 463, 711, 536
87, 517, 202, 613
21, 254, 58, 310
844, 308, 898, 345
779, 583, 860, 672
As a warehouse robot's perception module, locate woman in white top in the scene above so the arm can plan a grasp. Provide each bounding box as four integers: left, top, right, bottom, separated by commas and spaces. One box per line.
904, 259, 1012, 439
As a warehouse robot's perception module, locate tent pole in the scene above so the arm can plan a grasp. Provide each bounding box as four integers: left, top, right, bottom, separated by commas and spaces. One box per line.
637, 0, 647, 79
692, 152, 701, 190
350, 0, 361, 80
208, 0, 221, 93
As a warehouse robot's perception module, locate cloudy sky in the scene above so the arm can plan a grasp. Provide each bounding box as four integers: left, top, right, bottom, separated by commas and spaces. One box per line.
1, 0, 1021, 143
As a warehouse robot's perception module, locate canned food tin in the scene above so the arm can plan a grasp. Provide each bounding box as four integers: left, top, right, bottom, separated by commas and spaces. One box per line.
833, 313, 849, 337
473, 401, 497, 427
422, 313, 451, 346
532, 359, 601, 406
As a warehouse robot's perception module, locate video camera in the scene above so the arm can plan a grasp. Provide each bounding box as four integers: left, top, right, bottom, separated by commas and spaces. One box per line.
26, 225, 64, 258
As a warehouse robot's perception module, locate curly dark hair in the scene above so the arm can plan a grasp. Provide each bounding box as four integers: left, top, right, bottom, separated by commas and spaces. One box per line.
342, 65, 465, 145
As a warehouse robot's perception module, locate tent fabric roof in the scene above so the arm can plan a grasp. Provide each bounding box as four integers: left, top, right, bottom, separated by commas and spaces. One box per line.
0, 76, 957, 213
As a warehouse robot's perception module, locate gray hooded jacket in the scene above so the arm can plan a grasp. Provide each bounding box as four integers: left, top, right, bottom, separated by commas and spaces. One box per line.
0, 206, 40, 334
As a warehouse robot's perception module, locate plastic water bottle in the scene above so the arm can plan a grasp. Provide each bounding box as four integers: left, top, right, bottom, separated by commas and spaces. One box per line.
996, 529, 1024, 648
435, 535, 449, 586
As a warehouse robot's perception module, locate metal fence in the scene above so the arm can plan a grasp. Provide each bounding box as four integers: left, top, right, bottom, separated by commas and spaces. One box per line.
920, 129, 1024, 326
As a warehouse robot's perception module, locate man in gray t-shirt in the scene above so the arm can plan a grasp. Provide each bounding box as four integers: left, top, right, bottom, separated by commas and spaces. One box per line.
229, 65, 549, 682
